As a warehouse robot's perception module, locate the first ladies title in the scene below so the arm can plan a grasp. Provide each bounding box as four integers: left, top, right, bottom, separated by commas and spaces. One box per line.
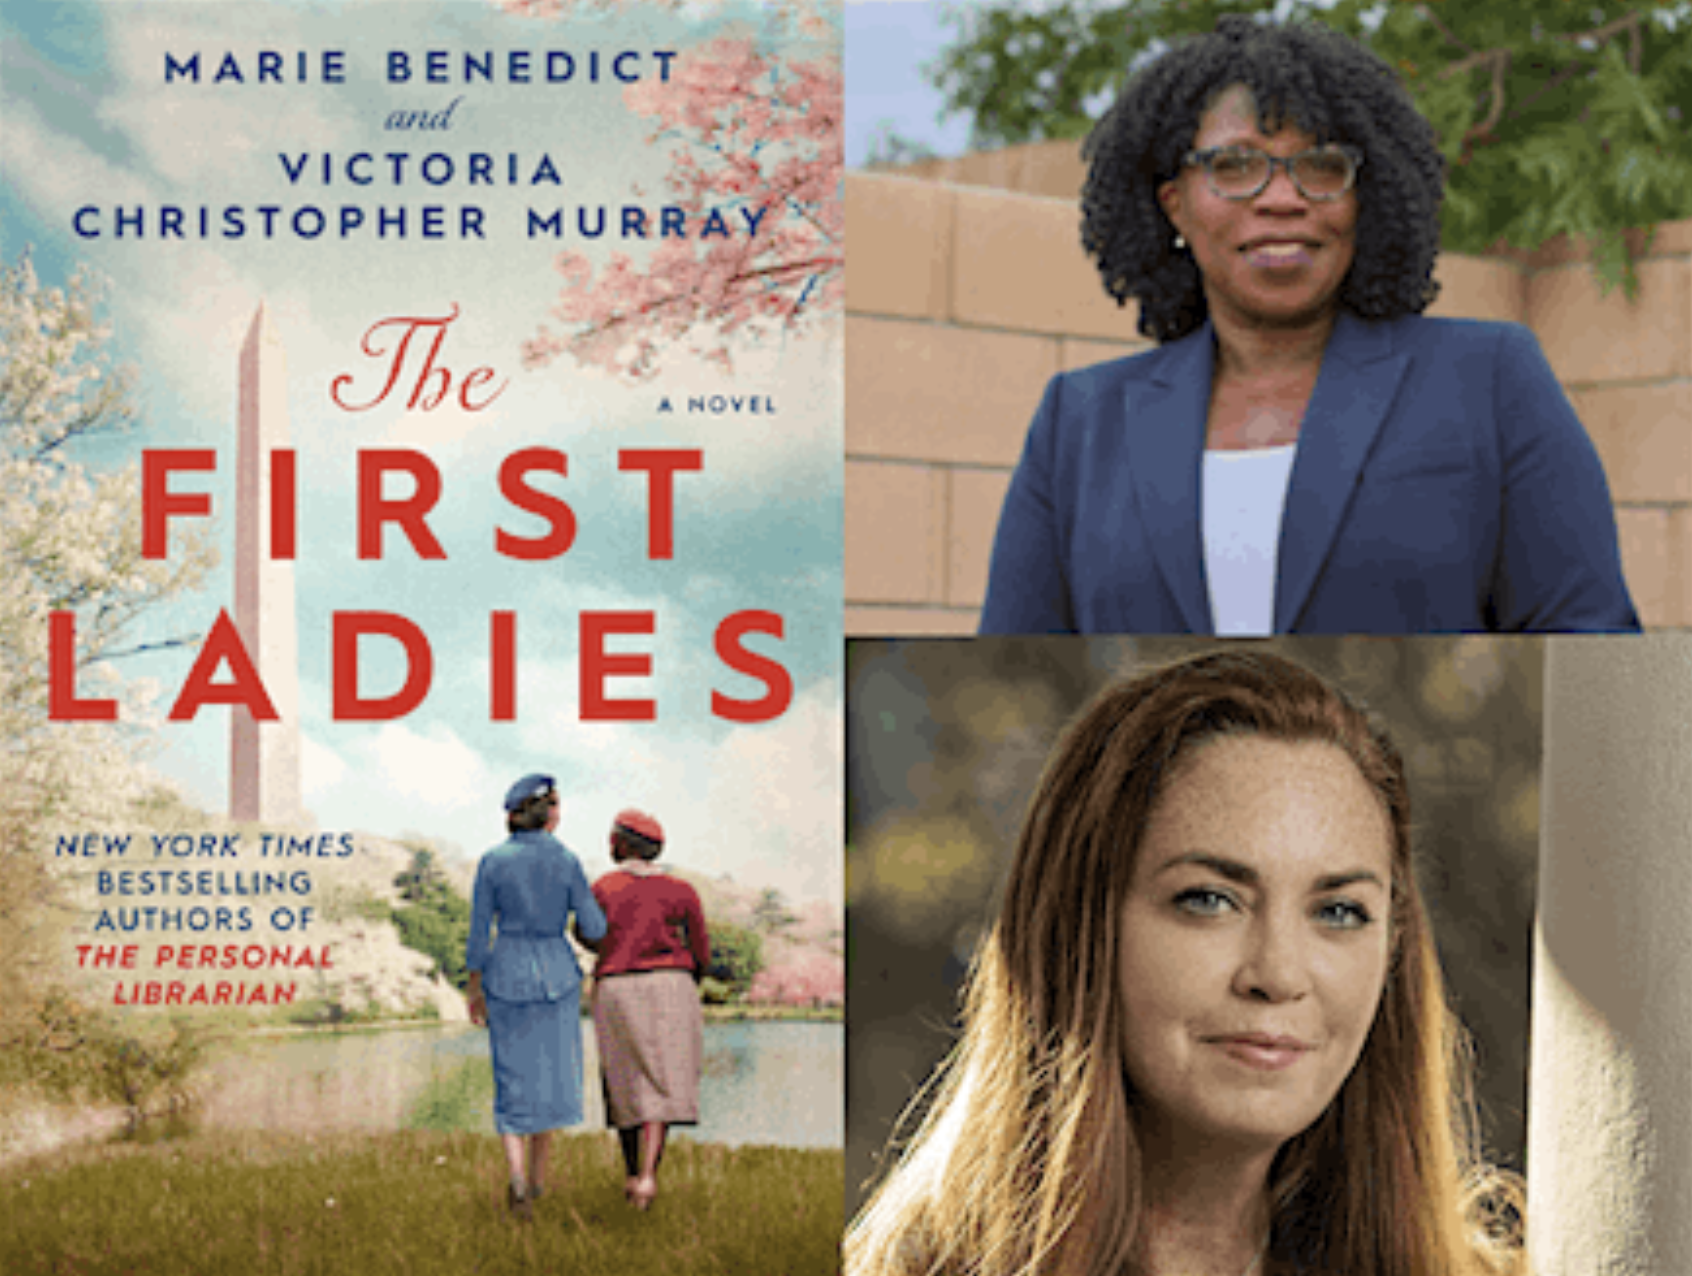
48, 306, 794, 727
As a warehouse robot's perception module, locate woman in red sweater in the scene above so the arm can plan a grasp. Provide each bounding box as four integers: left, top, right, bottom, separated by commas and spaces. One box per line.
588, 809, 711, 1210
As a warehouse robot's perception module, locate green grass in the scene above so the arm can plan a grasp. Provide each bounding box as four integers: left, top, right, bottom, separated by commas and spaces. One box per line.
0, 1128, 841, 1275
702, 1005, 842, 1023
404, 1058, 493, 1132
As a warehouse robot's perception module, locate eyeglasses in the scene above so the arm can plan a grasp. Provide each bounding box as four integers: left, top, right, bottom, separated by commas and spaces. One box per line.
1181, 144, 1363, 202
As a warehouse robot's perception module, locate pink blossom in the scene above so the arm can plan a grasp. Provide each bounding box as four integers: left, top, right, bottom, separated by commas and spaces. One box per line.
505, 25, 842, 381
748, 951, 844, 1008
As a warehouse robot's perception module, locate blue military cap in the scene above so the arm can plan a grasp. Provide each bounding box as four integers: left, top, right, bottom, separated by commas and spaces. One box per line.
503, 773, 557, 811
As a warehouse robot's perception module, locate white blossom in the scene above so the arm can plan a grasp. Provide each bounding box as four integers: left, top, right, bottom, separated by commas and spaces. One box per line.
0, 248, 215, 840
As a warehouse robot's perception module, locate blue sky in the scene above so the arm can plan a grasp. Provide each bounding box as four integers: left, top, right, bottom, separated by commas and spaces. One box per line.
1, 0, 842, 906
846, 1, 977, 166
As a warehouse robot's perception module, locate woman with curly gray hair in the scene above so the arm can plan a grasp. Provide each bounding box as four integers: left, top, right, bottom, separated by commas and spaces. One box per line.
978, 15, 1636, 636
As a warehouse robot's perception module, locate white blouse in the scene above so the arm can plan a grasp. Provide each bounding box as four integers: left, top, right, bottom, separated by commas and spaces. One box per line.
1202, 445, 1297, 636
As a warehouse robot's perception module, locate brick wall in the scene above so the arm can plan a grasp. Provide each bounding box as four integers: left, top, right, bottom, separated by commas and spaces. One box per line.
845, 143, 1692, 633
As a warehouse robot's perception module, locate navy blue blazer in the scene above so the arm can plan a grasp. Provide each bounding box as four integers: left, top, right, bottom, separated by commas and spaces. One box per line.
979, 311, 1640, 633
466, 830, 608, 1003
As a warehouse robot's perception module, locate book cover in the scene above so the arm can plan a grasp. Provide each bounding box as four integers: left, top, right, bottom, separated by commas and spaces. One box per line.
0, 1, 842, 1268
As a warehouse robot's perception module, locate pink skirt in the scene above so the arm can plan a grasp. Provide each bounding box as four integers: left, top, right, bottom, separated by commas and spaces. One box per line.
593, 969, 702, 1128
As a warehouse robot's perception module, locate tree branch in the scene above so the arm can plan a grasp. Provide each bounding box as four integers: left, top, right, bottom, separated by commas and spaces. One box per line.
1503, 60, 1591, 123
529, 251, 840, 373
1475, 49, 1512, 142
96, 634, 204, 662
1420, 5, 1476, 57
553, 255, 839, 337
1438, 10, 1647, 145
1567, 12, 1646, 74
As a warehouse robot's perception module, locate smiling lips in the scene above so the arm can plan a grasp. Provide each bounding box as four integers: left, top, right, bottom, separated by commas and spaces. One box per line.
1210, 1033, 1313, 1071
1242, 239, 1317, 268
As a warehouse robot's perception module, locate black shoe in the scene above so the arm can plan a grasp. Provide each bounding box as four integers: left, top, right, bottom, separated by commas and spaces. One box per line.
507, 1183, 533, 1222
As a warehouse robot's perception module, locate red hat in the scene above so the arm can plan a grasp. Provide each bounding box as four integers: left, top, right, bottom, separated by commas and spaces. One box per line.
613, 809, 664, 844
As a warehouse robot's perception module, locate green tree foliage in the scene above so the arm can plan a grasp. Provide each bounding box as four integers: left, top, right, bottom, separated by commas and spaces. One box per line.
389, 848, 472, 990
752, 886, 799, 933
394, 846, 446, 904
929, 0, 1692, 293
13, 991, 208, 1124
705, 919, 766, 1001
391, 897, 472, 988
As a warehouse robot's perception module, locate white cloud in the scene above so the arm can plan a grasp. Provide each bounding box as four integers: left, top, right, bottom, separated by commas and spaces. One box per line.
381, 396, 513, 450
103, 8, 354, 189
539, 678, 842, 907
359, 721, 496, 807
300, 729, 349, 794
302, 719, 501, 854
291, 688, 842, 903
0, 99, 151, 219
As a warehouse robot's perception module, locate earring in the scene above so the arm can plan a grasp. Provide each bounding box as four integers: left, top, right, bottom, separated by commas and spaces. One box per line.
1174, 234, 1187, 250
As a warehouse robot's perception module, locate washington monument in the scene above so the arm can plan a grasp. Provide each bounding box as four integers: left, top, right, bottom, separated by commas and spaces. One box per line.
229, 303, 302, 823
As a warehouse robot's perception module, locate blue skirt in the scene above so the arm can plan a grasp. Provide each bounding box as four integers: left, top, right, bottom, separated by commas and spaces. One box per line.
485, 990, 585, 1135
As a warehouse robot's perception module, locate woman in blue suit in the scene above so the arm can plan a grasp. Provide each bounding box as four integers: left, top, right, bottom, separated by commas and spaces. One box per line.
465, 773, 607, 1220
979, 16, 1639, 635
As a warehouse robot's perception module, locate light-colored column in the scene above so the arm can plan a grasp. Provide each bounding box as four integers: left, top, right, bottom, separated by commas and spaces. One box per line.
1534, 636, 1692, 1274
229, 303, 301, 824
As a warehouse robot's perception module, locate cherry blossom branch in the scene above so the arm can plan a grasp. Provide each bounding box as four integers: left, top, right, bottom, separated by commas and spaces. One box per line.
512, 32, 841, 380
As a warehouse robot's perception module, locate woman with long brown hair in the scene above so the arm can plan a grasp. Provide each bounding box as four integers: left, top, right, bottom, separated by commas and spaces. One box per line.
847, 650, 1523, 1276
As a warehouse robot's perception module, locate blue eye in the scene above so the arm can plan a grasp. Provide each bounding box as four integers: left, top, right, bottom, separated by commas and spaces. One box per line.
1174, 887, 1238, 917
1316, 899, 1373, 930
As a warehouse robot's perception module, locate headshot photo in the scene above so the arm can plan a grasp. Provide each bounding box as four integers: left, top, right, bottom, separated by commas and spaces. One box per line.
846, 634, 1692, 1275
844, 8, 1692, 636
847, 638, 1543, 1275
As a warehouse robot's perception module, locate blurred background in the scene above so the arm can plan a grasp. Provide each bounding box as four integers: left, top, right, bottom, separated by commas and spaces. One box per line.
847, 636, 1544, 1211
